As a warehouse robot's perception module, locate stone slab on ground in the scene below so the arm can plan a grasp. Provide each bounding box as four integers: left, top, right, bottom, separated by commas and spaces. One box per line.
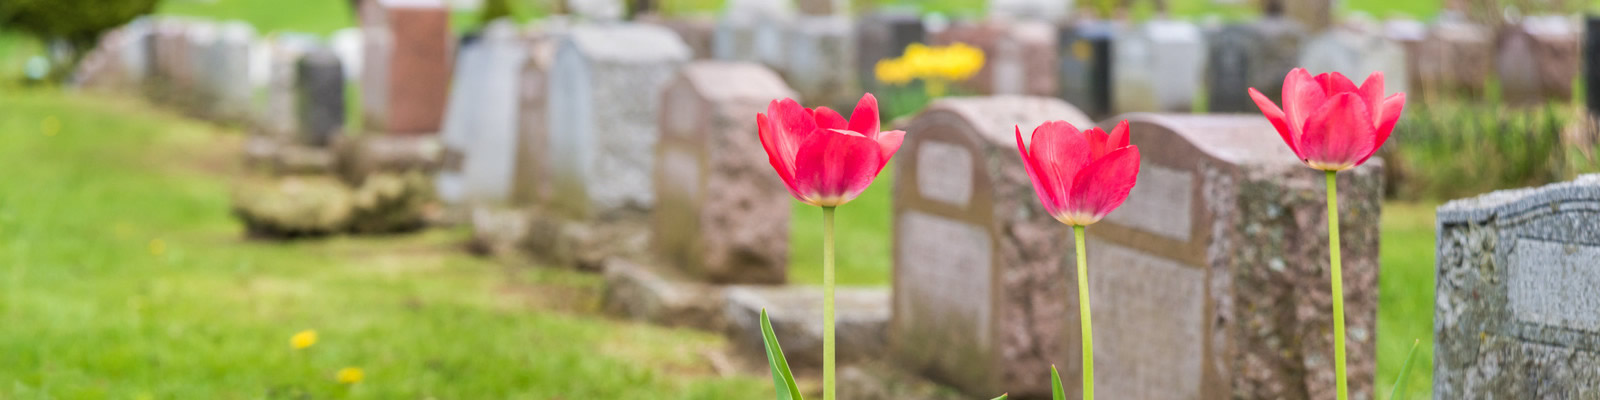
601, 259, 726, 332
724, 285, 889, 370
1435, 174, 1600, 398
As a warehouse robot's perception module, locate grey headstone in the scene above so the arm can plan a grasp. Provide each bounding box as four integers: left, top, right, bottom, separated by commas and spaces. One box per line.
461, 20, 529, 207
713, 0, 793, 71
1496, 16, 1580, 106
435, 34, 490, 206
1205, 18, 1304, 113
545, 23, 690, 218
260, 34, 323, 142
184, 21, 220, 117
1435, 175, 1600, 398
330, 28, 363, 80
1113, 19, 1206, 113
856, 11, 925, 94
988, 0, 1070, 22
1299, 27, 1407, 96
212, 21, 257, 123
295, 48, 346, 147
1057, 19, 1116, 119
784, 15, 856, 109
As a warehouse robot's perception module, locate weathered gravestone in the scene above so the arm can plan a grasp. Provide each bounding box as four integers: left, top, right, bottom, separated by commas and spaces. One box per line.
148, 19, 192, 103
1112, 19, 1206, 113
295, 48, 346, 147
183, 21, 219, 117
509, 23, 570, 207
72, 20, 151, 92
856, 10, 925, 93
211, 21, 257, 123
1299, 26, 1408, 96
784, 15, 856, 109
1205, 18, 1305, 113
713, 0, 793, 72
438, 20, 527, 208
260, 34, 324, 143
361, 0, 452, 135
331, 28, 363, 80
545, 23, 690, 218
1434, 175, 1600, 398
652, 62, 795, 284
1415, 19, 1492, 97
1496, 16, 1580, 106
1057, 19, 1116, 119
988, 0, 1069, 22
890, 96, 1093, 397
638, 14, 716, 59
930, 19, 1058, 97
1068, 114, 1380, 400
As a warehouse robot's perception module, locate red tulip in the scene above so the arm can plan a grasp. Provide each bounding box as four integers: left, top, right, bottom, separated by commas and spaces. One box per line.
1249, 68, 1406, 172
758, 93, 905, 207
1014, 120, 1140, 226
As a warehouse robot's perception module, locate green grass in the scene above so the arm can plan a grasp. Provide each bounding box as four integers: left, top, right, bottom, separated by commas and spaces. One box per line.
1376, 202, 1437, 400
156, 0, 357, 35
0, 88, 768, 398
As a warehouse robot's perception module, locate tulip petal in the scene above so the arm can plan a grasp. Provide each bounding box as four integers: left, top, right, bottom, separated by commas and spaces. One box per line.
813, 106, 848, 131
1300, 93, 1376, 171
793, 128, 884, 206
1016, 125, 1062, 214
1066, 146, 1141, 224
1357, 71, 1386, 119
1283, 69, 1328, 143
848, 93, 881, 137
1107, 120, 1130, 149
1315, 71, 1359, 95
1358, 92, 1406, 165
1250, 87, 1299, 157
757, 112, 804, 197
1030, 121, 1093, 213
1084, 127, 1111, 159
766, 98, 817, 163
875, 129, 905, 170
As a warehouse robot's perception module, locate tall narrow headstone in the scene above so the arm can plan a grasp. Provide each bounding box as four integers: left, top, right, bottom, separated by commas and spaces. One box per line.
784, 15, 856, 109
1299, 27, 1408, 96
442, 20, 527, 207
510, 24, 570, 207
1112, 19, 1206, 113
856, 10, 925, 93
1066, 114, 1380, 400
1434, 175, 1600, 397
1057, 19, 1116, 119
1205, 18, 1304, 113
295, 48, 346, 147
653, 62, 796, 284
1497, 16, 1580, 106
362, 0, 452, 135
212, 21, 257, 123
932, 19, 1058, 97
890, 96, 1094, 397
546, 23, 691, 218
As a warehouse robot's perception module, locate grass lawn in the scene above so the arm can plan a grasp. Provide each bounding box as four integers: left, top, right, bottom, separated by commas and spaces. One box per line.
0, 88, 769, 398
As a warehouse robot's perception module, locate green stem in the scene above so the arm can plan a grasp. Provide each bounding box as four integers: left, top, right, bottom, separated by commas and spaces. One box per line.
822, 206, 837, 400
1326, 171, 1349, 400
1073, 225, 1094, 400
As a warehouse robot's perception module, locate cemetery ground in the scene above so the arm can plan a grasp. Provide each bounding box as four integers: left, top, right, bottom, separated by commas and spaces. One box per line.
0, 87, 1437, 397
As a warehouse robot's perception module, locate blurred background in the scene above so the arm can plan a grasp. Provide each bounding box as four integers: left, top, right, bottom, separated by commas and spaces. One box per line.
4, 0, 1600, 398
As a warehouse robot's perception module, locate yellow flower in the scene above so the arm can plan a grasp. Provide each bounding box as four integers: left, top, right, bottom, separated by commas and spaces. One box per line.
290, 330, 317, 350
148, 239, 166, 257
336, 367, 364, 384
875, 59, 913, 85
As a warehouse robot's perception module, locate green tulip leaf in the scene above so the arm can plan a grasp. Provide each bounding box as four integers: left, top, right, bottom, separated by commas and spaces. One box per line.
761, 309, 804, 400
1051, 365, 1065, 400
1388, 338, 1422, 400
991, 394, 1008, 400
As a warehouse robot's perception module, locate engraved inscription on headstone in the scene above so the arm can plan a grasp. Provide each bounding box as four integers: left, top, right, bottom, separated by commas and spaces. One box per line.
1508, 238, 1600, 332
898, 210, 992, 345
1104, 164, 1192, 241
1088, 238, 1204, 399
915, 140, 974, 208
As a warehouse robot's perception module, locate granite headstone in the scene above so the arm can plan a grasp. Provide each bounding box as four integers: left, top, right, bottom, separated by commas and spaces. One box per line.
295, 48, 346, 147
1112, 19, 1206, 113
361, 0, 452, 135
1205, 18, 1305, 113
1057, 19, 1116, 119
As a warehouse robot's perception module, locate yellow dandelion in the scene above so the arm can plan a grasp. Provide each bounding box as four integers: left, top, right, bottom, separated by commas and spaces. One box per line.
148, 239, 166, 257
336, 367, 365, 384
290, 329, 318, 350
875, 59, 913, 85
41, 115, 60, 137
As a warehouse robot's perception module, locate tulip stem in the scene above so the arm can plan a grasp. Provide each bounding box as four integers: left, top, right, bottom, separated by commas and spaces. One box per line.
1326, 171, 1349, 400
1073, 225, 1094, 400
822, 206, 837, 400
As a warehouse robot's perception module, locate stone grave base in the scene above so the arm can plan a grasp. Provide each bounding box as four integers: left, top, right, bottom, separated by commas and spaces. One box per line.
333, 134, 444, 184
602, 259, 725, 331
244, 135, 337, 175
231, 172, 432, 238
515, 210, 649, 272
838, 362, 974, 400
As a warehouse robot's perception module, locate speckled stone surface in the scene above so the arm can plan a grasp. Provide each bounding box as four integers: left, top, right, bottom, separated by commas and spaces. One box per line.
1435, 174, 1600, 398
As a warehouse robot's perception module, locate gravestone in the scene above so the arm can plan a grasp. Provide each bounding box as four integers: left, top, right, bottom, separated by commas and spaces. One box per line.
545, 23, 690, 218
331, 28, 363, 80
1057, 19, 1116, 119
460, 20, 528, 207
212, 21, 257, 123
295, 48, 346, 147
361, 0, 452, 135
890, 96, 1093, 397
1384, 19, 1427, 98
184, 21, 219, 117
1069, 114, 1380, 400
638, 14, 716, 59
260, 34, 324, 142
1588, 16, 1600, 116
713, 0, 793, 71
653, 62, 796, 284
931, 19, 1058, 97
1416, 19, 1492, 97
1299, 27, 1408, 96
1205, 18, 1305, 113
784, 15, 856, 109
988, 0, 1069, 22
1112, 19, 1206, 113
1434, 175, 1600, 397
567, 0, 625, 21
1280, 0, 1332, 33
435, 34, 488, 207
1497, 16, 1580, 106
796, 0, 845, 15
856, 10, 925, 94
149, 19, 191, 103
509, 23, 570, 207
